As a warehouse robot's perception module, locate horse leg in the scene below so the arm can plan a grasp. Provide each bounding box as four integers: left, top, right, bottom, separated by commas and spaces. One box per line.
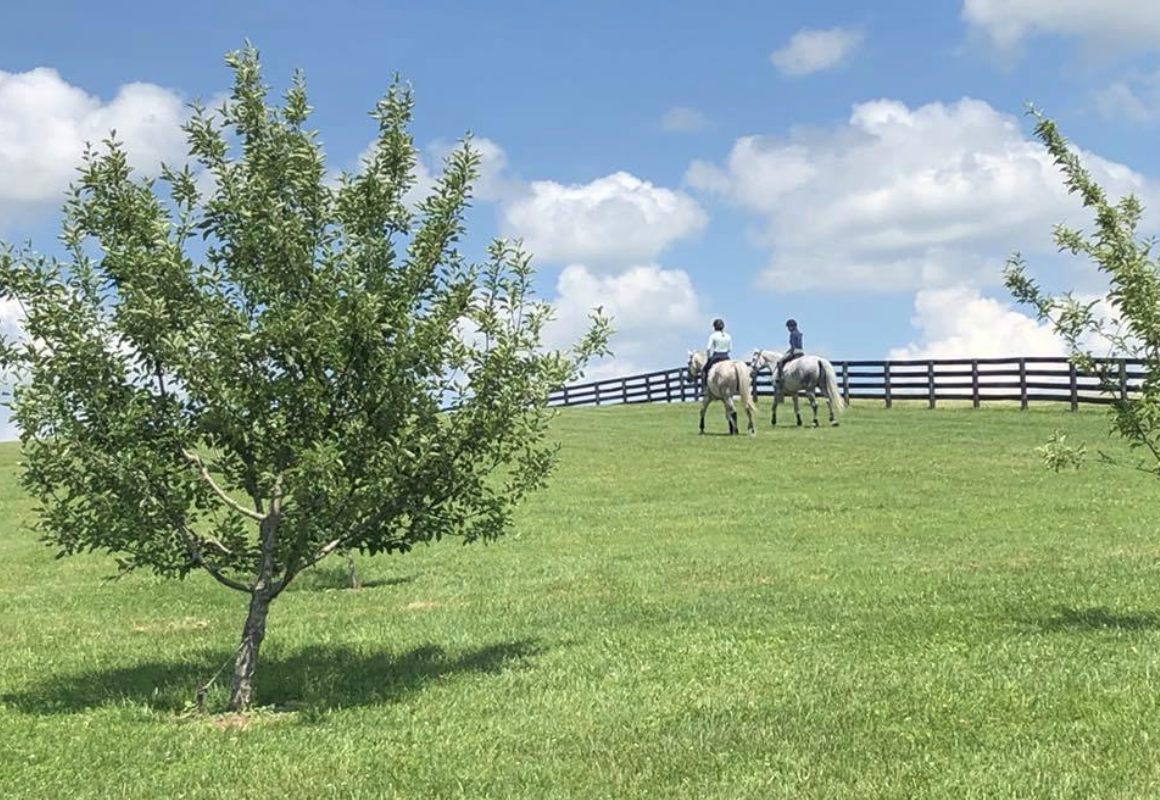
771, 387, 780, 427
699, 396, 710, 435
808, 385, 819, 427
825, 388, 838, 426
744, 392, 756, 436
793, 393, 802, 427
724, 396, 738, 435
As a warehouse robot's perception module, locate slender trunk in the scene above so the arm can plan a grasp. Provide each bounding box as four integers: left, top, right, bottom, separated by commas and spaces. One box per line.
345, 550, 361, 590
228, 476, 283, 712
228, 589, 272, 711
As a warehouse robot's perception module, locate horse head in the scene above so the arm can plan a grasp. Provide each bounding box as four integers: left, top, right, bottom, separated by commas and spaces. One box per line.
686, 350, 704, 379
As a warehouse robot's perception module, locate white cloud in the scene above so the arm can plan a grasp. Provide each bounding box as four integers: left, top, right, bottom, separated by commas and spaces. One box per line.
661, 106, 709, 133
501, 172, 707, 268
1094, 70, 1160, 124
770, 28, 862, 76
346, 135, 515, 210
963, 0, 1160, 57
424, 137, 520, 202
686, 97, 1154, 293
0, 68, 188, 229
545, 263, 702, 376
889, 284, 1064, 359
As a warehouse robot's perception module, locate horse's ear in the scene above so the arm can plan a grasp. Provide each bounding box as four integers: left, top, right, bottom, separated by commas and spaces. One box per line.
687, 349, 693, 357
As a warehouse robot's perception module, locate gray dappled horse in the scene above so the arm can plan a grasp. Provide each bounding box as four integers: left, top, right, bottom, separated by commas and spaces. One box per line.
686, 351, 756, 436
750, 349, 845, 427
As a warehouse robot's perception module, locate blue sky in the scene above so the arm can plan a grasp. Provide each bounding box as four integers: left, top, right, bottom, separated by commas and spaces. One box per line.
3, 0, 1160, 399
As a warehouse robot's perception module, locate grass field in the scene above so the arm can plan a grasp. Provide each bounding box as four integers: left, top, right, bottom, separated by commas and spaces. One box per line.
2, 402, 1160, 799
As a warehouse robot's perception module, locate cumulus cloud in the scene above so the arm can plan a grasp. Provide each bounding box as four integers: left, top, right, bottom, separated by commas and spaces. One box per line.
661, 106, 709, 133
0, 68, 188, 229
889, 284, 1064, 359
422, 136, 520, 202
685, 97, 1154, 293
501, 171, 707, 268
1094, 69, 1160, 124
770, 28, 862, 76
962, 0, 1160, 57
344, 135, 518, 212
544, 263, 702, 377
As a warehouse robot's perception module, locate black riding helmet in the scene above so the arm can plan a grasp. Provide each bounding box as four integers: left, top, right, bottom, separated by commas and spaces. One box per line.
713, 318, 725, 331
785, 318, 797, 328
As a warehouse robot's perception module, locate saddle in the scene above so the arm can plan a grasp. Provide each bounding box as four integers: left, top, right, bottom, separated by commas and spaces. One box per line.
775, 351, 805, 385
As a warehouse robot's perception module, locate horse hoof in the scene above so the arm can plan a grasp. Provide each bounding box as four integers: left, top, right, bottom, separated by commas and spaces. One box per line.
831, 421, 840, 427
813, 421, 820, 428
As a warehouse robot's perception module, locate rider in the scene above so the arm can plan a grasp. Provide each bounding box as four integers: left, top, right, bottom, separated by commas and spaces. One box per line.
775, 318, 803, 383
703, 318, 732, 388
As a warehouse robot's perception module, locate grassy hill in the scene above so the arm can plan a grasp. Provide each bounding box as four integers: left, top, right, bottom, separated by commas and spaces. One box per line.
2, 402, 1160, 799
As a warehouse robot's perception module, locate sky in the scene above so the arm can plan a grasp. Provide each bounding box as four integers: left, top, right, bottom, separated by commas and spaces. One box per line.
3, 0, 1160, 437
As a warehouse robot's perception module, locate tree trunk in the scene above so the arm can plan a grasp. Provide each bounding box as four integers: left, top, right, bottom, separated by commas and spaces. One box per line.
345, 550, 361, 590
228, 589, 272, 711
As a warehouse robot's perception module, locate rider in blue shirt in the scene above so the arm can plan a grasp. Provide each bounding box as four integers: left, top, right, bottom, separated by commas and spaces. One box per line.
775, 319, 803, 383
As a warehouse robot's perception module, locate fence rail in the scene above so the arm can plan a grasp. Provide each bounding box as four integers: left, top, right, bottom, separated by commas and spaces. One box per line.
547, 356, 1147, 411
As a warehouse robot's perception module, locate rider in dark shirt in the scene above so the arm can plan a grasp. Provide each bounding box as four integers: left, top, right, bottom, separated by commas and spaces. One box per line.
775, 319, 803, 383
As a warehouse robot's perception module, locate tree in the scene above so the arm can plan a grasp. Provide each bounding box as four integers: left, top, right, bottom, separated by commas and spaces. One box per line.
0, 45, 610, 711
1004, 107, 1160, 474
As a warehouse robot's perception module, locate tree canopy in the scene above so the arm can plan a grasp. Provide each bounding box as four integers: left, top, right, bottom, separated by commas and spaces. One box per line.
1005, 107, 1160, 474
0, 44, 611, 710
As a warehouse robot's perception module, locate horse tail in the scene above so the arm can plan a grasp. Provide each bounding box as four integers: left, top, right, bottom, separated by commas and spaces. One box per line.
823, 360, 846, 414
735, 363, 756, 409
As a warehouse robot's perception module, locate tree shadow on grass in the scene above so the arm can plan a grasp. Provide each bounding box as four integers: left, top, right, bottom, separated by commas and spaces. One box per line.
2, 639, 541, 716
1034, 606, 1160, 632
289, 564, 414, 592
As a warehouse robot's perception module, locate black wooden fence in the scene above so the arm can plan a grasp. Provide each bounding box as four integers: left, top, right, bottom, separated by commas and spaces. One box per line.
547, 356, 1147, 411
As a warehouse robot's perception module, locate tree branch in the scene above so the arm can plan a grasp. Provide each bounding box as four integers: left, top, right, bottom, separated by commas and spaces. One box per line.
179, 527, 252, 593
272, 507, 406, 596
182, 448, 267, 522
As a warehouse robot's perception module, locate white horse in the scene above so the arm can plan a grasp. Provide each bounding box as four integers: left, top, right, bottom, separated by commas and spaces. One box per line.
750, 349, 845, 427
686, 351, 756, 436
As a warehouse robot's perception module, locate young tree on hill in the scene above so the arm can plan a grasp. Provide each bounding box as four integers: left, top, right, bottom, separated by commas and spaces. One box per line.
1004, 108, 1160, 474
0, 45, 611, 711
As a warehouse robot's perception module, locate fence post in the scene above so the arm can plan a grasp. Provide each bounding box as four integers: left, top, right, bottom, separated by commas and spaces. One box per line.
841, 362, 850, 404
1019, 358, 1028, 410
562, 385, 570, 407
884, 362, 892, 409
971, 360, 979, 409
927, 361, 936, 409
664, 371, 672, 403
1120, 359, 1129, 403
1069, 361, 1078, 411
595, 383, 601, 406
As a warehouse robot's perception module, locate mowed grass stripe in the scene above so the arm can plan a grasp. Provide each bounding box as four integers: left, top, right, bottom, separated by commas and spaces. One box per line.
2, 403, 1160, 799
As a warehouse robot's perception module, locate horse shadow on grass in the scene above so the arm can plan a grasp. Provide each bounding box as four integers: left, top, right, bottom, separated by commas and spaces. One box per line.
1033, 606, 1160, 632
2, 639, 542, 716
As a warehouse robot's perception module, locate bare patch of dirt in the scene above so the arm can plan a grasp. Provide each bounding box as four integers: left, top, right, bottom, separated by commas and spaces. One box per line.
210, 713, 251, 731
131, 618, 211, 634
404, 600, 441, 611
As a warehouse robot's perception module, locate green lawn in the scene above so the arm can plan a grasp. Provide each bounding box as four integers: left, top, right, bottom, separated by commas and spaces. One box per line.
2, 402, 1160, 799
